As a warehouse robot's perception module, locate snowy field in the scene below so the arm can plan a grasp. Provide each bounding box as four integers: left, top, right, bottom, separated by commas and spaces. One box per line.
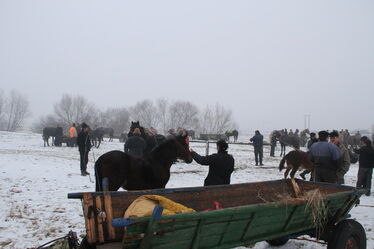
0, 131, 373, 249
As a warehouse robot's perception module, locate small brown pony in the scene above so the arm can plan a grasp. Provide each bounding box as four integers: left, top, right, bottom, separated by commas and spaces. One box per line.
279, 150, 313, 179
95, 135, 192, 191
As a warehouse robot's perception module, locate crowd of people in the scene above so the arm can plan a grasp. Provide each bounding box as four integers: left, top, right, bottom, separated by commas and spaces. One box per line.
66, 121, 374, 195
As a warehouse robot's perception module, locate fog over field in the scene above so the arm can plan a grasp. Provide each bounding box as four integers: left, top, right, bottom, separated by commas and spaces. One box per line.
1, 1, 373, 132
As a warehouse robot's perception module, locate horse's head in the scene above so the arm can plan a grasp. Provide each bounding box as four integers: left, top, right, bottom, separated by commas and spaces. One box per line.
175, 135, 193, 163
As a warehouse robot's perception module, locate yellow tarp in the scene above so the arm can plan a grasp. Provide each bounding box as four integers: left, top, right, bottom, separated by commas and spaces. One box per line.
124, 195, 196, 218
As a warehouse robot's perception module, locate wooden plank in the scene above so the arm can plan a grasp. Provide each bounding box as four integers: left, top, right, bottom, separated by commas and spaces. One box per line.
95, 196, 105, 243
104, 193, 116, 240
83, 193, 97, 244
240, 213, 255, 241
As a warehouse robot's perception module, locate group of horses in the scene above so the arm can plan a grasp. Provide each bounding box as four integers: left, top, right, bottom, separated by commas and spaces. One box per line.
42, 126, 114, 148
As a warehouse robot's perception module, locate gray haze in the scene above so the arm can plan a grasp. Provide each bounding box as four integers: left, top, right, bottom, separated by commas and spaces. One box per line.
1, 0, 373, 132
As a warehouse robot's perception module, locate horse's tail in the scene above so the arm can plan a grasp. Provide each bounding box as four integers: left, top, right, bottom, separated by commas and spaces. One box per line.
94, 156, 103, 191
279, 155, 287, 171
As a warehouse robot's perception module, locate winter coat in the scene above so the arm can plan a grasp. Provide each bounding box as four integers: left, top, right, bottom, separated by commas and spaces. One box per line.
191, 151, 234, 186
69, 127, 77, 137
124, 134, 147, 157
77, 131, 91, 153
336, 142, 351, 177
250, 134, 263, 148
309, 141, 341, 170
354, 145, 374, 168
307, 138, 318, 150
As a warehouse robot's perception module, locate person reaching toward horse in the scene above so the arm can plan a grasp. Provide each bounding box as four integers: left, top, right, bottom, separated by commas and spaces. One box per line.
77, 122, 91, 176
329, 131, 350, 184
190, 139, 234, 186
124, 128, 146, 157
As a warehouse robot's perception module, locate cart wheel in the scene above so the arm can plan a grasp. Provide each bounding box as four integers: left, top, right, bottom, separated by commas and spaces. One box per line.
327, 219, 366, 249
266, 237, 289, 246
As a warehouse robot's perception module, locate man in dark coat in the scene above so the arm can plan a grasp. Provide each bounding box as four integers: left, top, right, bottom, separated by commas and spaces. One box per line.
77, 122, 91, 176
124, 128, 146, 157
270, 133, 277, 157
190, 139, 235, 186
354, 137, 374, 196
309, 131, 341, 183
250, 130, 264, 166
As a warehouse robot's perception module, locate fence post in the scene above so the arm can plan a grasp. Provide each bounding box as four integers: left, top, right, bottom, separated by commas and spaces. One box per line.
205, 141, 209, 156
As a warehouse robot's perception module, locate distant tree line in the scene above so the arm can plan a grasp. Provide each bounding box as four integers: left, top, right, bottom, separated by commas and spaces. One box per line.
0, 89, 31, 132
32, 94, 237, 137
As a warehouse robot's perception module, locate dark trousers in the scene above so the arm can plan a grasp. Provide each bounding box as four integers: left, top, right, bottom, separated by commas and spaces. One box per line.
270, 145, 275, 156
314, 167, 337, 184
79, 150, 89, 172
356, 168, 373, 194
254, 146, 263, 165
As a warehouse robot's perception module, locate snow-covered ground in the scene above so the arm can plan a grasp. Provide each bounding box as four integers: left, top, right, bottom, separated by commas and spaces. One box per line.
0, 131, 373, 249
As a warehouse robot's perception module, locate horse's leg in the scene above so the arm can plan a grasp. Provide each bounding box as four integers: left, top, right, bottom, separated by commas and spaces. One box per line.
284, 167, 291, 179
290, 167, 298, 179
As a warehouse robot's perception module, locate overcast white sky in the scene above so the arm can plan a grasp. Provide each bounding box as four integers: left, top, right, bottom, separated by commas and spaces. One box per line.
0, 0, 373, 132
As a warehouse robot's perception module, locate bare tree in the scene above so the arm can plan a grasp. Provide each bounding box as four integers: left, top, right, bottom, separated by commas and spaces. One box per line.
31, 114, 59, 133
168, 101, 199, 131
129, 100, 159, 128
54, 94, 99, 127
3, 90, 31, 131
101, 107, 130, 136
156, 98, 170, 134
199, 103, 235, 134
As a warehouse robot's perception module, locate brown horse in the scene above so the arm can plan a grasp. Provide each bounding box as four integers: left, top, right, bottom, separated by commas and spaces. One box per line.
94, 135, 192, 191
279, 150, 313, 179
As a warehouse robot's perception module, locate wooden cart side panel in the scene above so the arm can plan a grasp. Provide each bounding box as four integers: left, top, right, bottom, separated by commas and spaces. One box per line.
95, 196, 105, 243
104, 194, 116, 240
83, 193, 97, 244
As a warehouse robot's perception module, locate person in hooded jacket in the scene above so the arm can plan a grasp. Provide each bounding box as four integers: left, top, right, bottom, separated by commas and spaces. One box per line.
190, 139, 235, 186
124, 128, 146, 157
250, 130, 264, 166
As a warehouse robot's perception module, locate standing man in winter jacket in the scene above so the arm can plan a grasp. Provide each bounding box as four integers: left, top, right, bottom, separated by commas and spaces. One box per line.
309, 131, 341, 183
329, 131, 351, 184
190, 139, 235, 186
354, 137, 374, 196
124, 128, 146, 157
250, 130, 264, 166
77, 122, 91, 176
270, 133, 277, 157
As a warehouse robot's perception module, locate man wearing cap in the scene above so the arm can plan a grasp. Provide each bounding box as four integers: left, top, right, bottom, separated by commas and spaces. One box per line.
329, 131, 350, 184
309, 131, 341, 183
190, 139, 235, 186
77, 122, 91, 176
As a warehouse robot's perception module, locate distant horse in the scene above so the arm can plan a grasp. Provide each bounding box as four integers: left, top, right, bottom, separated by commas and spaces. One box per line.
42, 127, 63, 147
95, 135, 192, 191
101, 127, 114, 141
279, 150, 313, 179
225, 130, 239, 142
274, 130, 300, 156
90, 128, 105, 148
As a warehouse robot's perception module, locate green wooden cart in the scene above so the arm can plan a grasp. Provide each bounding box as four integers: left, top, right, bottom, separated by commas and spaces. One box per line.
68, 179, 367, 249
